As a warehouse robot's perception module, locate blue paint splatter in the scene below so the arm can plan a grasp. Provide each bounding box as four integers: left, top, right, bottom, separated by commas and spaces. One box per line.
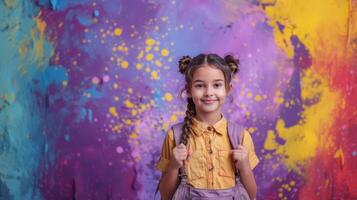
93, 10, 100, 17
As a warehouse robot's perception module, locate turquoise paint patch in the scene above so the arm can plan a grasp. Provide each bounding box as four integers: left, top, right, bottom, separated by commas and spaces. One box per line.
77, 14, 92, 26
0, 1, 54, 199
37, 66, 68, 93
88, 109, 93, 123
64, 134, 70, 142
83, 86, 104, 99
78, 107, 94, 123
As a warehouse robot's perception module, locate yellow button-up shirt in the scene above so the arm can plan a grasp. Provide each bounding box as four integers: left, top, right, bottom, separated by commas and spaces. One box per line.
156, 116, 259, 189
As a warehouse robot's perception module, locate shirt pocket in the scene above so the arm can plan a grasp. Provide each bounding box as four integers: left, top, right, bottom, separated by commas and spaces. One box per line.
187, 150, 206, 181
218, 150, 235, 178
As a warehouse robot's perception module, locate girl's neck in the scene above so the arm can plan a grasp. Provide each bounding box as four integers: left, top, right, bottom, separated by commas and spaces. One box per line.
195, 113, 222, 125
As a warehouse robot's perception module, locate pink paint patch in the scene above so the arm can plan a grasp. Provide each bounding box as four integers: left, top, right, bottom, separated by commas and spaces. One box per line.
92, 76, 100, 84
131, 149, 139, 158
116, 146, 124, 154
102, 75, 110, 82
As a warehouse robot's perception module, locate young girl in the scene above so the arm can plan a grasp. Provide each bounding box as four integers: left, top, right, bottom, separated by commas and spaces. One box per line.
156, 54, 259, 200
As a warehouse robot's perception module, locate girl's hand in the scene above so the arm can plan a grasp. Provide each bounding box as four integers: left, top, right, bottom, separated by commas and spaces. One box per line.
169, 143, 188, 170
231, 145, 250, 171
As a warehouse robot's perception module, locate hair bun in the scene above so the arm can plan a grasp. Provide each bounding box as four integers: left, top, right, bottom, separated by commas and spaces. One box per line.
224, 55, 240, 75
178, 56, 192, 74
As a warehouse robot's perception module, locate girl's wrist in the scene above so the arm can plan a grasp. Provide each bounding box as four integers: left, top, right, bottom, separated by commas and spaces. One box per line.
168, 159, 181, 170
236, 161, 251, 172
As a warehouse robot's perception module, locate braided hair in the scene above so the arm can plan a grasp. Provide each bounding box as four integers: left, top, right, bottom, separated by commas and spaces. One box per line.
178, 53, 240, 145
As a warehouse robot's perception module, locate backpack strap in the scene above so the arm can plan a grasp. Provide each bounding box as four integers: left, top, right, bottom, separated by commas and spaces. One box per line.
172, 122, 184, 145
227, 121, 244, 149
227, 121, 245, 178
171, 122, 188, 180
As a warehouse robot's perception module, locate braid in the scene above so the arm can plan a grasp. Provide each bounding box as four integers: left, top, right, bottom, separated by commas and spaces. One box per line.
180, 97, 196, 145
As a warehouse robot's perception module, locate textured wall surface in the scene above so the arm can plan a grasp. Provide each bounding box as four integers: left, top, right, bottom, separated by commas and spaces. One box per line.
0, 0, 356, 199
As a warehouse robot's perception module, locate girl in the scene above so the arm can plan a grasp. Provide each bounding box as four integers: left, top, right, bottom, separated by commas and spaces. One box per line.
156, 54, 259, 200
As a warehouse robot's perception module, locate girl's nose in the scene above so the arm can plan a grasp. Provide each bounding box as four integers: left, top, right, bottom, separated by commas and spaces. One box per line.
205, 86, 214, 96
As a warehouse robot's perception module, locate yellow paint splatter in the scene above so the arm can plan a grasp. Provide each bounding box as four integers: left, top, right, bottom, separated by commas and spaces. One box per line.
161, 48, 169, 56
274, 97, 284, 104
170, 114, 177, 122
124, 100, 134, 108
33, 17, 47, 64
145, 46, 152, 52
114, 27, 123, 36
264, 68, 341, 173
155, 60, 162, 67
130, 133, 138, 139
247, 92, 253, 98
136, 63, 143, 70
137, 51, 144, 59
121, 61, 129, 69
264, 130, 279, 150
146, 53, 154, 61
334, 146, 345, 166
151, 71, 159, 80
109, 107, 118, 117
145, 38, 156, 46
254, 95, 262, 102
164, 92, 173, 101
264, 0, 349, 60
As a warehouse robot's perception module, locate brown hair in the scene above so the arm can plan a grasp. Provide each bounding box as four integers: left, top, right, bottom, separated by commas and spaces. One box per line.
177, 53, 240, 145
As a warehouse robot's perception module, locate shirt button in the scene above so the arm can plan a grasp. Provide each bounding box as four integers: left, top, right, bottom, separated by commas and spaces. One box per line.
209, 149, 213, 154
207, 126, 212, 131
209, 166, 214, 171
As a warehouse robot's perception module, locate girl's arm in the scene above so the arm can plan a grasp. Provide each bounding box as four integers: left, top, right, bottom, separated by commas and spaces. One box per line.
159, 143, 188, 200
239, 163, 257, 199
158, 165, 180, 200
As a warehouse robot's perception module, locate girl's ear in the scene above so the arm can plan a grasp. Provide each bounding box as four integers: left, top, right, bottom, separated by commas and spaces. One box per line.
187, 90, 192, 97
227, 83, 233, 94
185, 85, 192, 97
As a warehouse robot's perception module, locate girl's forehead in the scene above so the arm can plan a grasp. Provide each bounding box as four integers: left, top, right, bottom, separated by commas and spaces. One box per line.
192, 64, 225, 80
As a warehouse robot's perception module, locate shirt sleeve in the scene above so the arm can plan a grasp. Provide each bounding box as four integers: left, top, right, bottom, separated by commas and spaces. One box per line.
242, 129, 260, 170
155, 129, 175, 173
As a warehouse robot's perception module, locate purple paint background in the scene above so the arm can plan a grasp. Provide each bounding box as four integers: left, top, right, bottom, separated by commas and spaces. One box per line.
37, 1, 292, 199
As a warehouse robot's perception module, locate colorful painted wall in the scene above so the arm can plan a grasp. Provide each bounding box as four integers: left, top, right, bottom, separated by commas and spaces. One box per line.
0, 0, 356, 199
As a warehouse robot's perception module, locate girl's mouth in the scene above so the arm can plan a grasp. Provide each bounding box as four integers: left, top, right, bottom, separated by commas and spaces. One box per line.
201, 99, 217, 104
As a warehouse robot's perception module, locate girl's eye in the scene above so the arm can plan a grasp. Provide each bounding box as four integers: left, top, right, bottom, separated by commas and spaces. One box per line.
214, 83, 223, 88
194, 84, 204, 88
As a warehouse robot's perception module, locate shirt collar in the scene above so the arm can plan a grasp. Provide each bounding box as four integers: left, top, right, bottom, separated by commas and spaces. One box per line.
191, 115, 227, 136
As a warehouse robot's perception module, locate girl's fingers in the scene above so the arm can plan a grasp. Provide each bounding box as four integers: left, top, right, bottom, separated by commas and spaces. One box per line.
237, 146, 245, 151
177, 143, 186, 149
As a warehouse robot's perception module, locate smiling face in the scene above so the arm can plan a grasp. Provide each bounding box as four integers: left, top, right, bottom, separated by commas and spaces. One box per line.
188, 64, 230, 119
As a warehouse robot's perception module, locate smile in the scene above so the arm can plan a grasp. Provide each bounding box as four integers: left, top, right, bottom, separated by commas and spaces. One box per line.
201, 99, 217, 104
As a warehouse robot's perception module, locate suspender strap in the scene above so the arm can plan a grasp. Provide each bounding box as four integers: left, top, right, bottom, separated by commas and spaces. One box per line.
172, 123, 187, 178
227, 122, 244, 148
172, 123, 184, 146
